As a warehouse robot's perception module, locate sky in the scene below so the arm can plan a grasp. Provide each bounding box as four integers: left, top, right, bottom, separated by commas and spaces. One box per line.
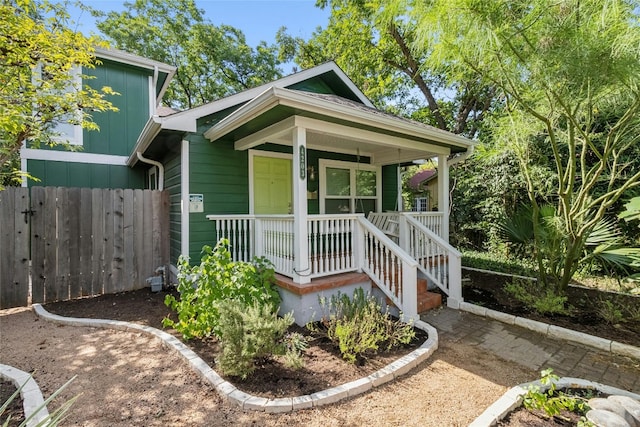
65, 0, 331, 53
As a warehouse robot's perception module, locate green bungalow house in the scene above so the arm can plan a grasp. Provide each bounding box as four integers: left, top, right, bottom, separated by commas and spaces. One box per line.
21, 49, 475, 324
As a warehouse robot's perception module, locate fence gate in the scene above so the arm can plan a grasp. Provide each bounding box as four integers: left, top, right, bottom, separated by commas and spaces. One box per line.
0, 187, 169, 309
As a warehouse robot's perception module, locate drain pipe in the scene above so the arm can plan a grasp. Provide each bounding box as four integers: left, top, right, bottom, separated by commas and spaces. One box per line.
136, 152, 164, 190
447, 144, 475, 167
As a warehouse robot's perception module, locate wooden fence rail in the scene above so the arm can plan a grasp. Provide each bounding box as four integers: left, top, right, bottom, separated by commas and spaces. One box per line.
0, 187, 169, 309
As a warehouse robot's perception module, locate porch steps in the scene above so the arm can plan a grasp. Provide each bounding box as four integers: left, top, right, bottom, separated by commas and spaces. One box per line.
376, 278, 442, 314
416, 278, 442, 314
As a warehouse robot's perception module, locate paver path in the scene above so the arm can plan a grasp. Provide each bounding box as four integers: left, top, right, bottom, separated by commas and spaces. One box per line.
422, 308, 640, 394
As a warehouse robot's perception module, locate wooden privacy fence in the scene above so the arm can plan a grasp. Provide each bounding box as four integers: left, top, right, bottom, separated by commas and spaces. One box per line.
0, 187, 169, 309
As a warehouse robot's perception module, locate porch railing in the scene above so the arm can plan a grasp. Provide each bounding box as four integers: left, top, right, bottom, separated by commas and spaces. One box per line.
404, 212, 444, 240
207, 213, 420, 319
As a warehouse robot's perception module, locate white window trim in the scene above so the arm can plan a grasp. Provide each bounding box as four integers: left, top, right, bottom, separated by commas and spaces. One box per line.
33, 64, 84, 146
147, 166, 158, 190
318, 159, 381, 214
248, 149, 293, 214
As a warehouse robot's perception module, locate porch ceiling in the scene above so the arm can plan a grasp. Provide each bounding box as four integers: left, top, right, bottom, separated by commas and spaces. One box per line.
203, 87, 474, 166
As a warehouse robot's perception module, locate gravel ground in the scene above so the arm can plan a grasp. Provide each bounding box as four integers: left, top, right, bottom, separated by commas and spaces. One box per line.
0, 306, 536, 426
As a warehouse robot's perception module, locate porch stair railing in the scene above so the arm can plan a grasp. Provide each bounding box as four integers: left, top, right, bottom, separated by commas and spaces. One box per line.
368, 212, 462, 308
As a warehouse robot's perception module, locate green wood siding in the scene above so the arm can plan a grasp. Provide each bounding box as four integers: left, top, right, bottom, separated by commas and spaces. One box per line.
163, 150, 182, 264
187, 133, 249, 261
84, 60, 151, 156
382, 165, 398, 211
27, 160, 145, 189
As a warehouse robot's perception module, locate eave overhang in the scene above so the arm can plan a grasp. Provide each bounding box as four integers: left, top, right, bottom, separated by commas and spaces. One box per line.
203, 87, 475, 162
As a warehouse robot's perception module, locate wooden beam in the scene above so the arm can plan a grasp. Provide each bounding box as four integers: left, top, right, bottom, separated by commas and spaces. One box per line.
233, 116, 296, 151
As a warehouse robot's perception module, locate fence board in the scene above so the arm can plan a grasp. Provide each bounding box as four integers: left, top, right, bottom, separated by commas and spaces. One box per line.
79, 188, 92, 296
30, 187, 46, 303
133, 189, 145, 286
91, 189, 104, 296
0, 188, 30, 308
123, 189, 135, 289
102, 190, 115, 294
55, 187, 70, 301
42, 187, 58, 303
1, 187, 170, 306
111, 189, 125, 292
67, 188, 81, 298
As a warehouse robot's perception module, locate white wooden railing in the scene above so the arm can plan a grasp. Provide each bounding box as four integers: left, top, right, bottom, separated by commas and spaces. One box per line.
307, 215, 358, 279
207, 213, 420, 319
357, 216, 418, 319
405, 212, 445, 240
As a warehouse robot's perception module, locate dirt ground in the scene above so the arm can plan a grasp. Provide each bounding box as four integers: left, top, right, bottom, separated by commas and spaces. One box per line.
0, 301, 536, 426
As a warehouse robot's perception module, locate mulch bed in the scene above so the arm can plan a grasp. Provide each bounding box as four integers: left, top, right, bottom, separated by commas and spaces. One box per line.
43, 289, 428, 399
462, 269, 640, 347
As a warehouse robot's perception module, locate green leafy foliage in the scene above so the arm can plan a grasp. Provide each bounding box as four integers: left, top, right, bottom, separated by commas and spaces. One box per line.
0, 0, 118, 188
462, 251, 536, 277
163, 239, 280, 340
1, 374, 78, 427
94, 0, 282, 109
215, 299, 305, 379
415, 0, 640, 294
505, 279, 570, 316
310, 288, 415, 364
524, 369, 591, 421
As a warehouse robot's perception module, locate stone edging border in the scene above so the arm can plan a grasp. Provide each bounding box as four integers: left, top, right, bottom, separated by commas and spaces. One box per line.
31, 304, 438, 413
470, 376, 640, 426
0, 363, 49, 427
459, 301, 640, 360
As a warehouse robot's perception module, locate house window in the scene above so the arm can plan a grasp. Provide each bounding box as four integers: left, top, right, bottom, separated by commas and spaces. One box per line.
147, 166, 158, 190
33, 64, 83, 146
319, 159, 381, 214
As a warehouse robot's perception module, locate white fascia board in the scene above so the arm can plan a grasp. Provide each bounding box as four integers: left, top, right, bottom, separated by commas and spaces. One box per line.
21, 148, 128, 165
127, 116, 163, 166
163, 61, 372, 130
204, 87, 474, 151
94, 47, 176, 74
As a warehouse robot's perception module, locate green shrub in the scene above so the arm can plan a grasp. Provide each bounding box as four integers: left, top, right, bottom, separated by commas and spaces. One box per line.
505, 279, 570, 315
311, 288, 416, 364
462, 250, 537, 277
523, 369, 592, 423
215, 300, 306, 379
163, 239, 280, 339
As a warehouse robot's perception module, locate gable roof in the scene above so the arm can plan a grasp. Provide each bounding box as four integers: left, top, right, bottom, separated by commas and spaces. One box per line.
203, 86, 473, 155
94, 47, 176, 106
127, 62, 371, 166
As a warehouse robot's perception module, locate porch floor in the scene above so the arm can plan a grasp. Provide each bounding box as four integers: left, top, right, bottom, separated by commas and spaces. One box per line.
275, 272, 370, 296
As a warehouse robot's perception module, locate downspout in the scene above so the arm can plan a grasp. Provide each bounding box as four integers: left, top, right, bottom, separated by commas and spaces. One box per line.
136, 152, 164, 190
447, 144, 475, 167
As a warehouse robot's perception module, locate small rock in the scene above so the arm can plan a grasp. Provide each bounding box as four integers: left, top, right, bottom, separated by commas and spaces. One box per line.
587, 409, 631, 427
590, 398, 635, 426
608, 396, 640, 427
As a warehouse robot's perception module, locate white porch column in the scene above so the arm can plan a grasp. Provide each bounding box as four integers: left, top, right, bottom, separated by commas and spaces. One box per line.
292, 126, 310, 284
437, 154, 450, 242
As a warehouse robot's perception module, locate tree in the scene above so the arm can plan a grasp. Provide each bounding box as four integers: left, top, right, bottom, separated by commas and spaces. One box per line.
276, 0, 496, 137
415, 0, 640, 292
0, 0, 117, 188
94, 0, 283, 109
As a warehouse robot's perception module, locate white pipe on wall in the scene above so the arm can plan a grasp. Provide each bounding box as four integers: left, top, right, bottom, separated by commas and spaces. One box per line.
136, 152, 164, 190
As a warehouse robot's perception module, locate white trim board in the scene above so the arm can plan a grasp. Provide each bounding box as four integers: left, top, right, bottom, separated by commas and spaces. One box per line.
181, 140, 190, 258
21, 148, 128, 165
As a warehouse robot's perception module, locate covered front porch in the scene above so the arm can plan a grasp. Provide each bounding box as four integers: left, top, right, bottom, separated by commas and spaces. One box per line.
203, 87, 472, 322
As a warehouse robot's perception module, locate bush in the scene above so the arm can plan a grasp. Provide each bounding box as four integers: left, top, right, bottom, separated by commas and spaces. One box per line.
163, 239, 280, 339
523, 369, 592, 422
311, 288, 416, 364
505, 279, 570, 315
215, 300, 306, 379
462, 250, 537, 277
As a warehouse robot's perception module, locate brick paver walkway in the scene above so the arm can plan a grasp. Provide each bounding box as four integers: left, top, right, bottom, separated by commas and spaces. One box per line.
421, 308, 640, 394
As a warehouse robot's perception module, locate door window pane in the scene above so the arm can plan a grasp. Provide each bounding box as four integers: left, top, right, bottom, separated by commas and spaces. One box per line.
355, 199, 376, 214
325, 199, 351, 214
